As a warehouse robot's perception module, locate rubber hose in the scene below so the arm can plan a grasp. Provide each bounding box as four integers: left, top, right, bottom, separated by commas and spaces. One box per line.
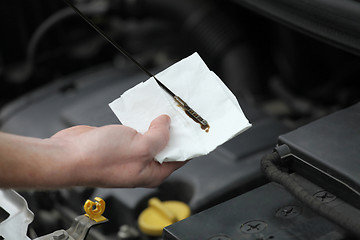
115, 0, 245, 69
112, 0, 260, 101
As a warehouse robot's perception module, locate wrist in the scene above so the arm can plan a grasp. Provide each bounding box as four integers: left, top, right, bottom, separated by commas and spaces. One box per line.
39, 137, 82, 188
0, 133, 77, 188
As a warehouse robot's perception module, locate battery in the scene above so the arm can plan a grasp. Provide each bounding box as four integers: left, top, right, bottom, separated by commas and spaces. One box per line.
163, 176, 352, 240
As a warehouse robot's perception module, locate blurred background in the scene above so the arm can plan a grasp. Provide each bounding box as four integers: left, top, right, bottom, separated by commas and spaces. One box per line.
0, 0, 360, 239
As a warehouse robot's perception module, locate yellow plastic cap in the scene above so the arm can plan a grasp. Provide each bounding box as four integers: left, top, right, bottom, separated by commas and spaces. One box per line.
138, 197, 191, 236
84, 197, 107, 223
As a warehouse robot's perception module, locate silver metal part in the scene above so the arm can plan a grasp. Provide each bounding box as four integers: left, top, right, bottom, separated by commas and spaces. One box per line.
117, 225, 140, 239
0, 189, 34, 240
35, 215, 108, 240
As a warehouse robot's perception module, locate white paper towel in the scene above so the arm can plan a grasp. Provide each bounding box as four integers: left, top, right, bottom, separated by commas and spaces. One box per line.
109, 52, 251, 163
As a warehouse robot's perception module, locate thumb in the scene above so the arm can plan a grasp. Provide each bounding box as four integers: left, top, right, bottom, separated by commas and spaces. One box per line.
143, 115, 171, 156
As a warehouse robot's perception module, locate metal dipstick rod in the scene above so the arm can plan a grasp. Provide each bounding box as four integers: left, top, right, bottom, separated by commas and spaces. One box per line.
63, 0, 209, 132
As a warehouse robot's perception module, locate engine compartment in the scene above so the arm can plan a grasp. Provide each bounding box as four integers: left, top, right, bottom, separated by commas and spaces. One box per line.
1, 0, 360, 239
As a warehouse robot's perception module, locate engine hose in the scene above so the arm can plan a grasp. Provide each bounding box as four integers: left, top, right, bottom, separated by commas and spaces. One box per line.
12, 4, 109, 83
113, 0, 258, 102
115, 0, 244, 65
261, 151, 360, 238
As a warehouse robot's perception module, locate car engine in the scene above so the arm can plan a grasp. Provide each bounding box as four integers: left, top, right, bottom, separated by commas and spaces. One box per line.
1, 0, 360, 239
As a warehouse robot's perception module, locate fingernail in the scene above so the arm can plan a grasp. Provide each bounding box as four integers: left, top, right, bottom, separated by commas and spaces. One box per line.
163, 114, 171, 124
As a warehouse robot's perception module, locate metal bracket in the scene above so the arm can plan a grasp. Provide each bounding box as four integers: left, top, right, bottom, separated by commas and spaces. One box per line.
34, 215, 108, 240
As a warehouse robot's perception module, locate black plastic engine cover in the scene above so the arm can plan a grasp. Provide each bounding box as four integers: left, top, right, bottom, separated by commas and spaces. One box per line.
163, 175, 354, 240
278, 103, 360, 209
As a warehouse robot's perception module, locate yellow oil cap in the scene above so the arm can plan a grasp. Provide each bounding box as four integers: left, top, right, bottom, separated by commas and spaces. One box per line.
138, 197, 191, 236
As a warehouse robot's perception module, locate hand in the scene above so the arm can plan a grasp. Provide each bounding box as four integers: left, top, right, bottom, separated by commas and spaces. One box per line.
50, 115, 185, 188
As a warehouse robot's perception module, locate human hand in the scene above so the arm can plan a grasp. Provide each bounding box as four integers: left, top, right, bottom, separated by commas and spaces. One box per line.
50, 115, 185, 188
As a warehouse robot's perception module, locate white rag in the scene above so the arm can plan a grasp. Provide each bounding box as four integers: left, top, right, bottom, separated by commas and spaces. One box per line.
109, 52, 251, 163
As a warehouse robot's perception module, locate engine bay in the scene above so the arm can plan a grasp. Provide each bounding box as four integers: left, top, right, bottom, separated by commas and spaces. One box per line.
1, 0, 360, 239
